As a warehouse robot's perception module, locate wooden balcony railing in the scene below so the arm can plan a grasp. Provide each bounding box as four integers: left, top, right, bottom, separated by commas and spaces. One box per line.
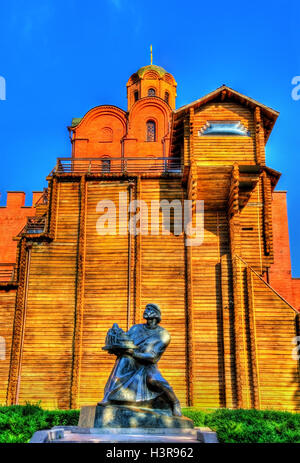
52, 157, 182, 175
0, 264, 15, 282
34, 188, 48, 206
19, 215, 47, 235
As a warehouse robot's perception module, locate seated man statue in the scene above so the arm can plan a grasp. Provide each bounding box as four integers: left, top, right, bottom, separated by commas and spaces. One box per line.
100, 303, 182, 417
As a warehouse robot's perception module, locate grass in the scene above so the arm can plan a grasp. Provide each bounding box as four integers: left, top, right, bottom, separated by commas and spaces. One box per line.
0, 403, 299, 443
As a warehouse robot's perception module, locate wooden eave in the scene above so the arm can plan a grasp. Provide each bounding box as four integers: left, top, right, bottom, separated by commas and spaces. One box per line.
263, 166, 281, 191
193, 164, 262, 210
196, 165, 232, 210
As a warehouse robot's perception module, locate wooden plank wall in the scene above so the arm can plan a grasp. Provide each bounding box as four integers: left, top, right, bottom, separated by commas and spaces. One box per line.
192, 210, 230, 407
139, 178, 187, 406
17, 181, 79, 408
233, 257, 300, 411
234, 257, 257, 408
79, 181, 130, 406
220, 254, 237, 408
0, 290, 16, 404
193, 103, 255, 165
240, 179, 265, 273
248, 268, 300, 411
4, 176, 298, 412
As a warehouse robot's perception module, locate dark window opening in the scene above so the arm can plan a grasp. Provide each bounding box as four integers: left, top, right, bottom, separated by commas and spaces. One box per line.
134, 91, 139, 102
164, 91, 169, 104
148, 88, 156, 96
102, 159, 111, 173
146, 120, 156, 142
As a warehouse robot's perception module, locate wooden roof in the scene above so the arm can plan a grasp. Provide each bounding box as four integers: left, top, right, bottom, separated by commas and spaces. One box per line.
175, 85, 279, 141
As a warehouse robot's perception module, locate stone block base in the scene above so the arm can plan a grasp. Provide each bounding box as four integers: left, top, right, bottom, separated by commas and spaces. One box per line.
30, 426, 219, 443
79, 404, 194, 429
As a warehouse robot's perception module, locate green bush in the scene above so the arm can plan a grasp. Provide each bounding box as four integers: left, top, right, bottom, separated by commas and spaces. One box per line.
0, 403, 299, 443
182, 407, 300, 443
0, 403, 79, 443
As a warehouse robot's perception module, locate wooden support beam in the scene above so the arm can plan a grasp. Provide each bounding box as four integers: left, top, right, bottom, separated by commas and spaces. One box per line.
296, 313, 300, 376
262, 171, 273, 258
246, 267, 261, 409
183, 116, 190, 168
254, 106, 266, 165
220, 255, 228, 407
185, 228, 194, 406
134, 177, 142, 325
11, 238, 22, 286
70, 175, 87, 409
48, 177, 59, 239
127, 181, 135, 330
220, 254, 234, 408
6, 239, 28, 404
184, 180, 195, 407
228, 164, 244, 408
221, 89, 227, 101
189, 107, 194, 153
183, 108, 194, 169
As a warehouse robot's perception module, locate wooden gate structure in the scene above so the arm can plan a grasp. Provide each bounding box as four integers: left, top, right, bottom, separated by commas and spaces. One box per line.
0, 64, 299, 410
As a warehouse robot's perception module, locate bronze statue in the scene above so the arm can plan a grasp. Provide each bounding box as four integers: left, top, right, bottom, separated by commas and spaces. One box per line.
100, 303, 182, 417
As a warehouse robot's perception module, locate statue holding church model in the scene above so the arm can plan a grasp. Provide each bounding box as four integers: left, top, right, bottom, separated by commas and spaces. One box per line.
100, 303, 182, 417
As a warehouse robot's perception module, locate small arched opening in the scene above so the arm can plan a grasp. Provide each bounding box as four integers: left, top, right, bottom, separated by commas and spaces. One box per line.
146, 120, 156, 142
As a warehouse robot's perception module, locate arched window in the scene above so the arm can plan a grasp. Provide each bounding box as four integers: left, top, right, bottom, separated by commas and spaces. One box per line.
134, 90, 139, 102
101, 158, 111, 173
148, 88, 156, 96
99, 127, 113, 142
164, 91, 169, 104
146, 120, 156, 142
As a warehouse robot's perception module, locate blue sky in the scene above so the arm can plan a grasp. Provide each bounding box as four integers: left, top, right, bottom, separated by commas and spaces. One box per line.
0, 0, 299, 274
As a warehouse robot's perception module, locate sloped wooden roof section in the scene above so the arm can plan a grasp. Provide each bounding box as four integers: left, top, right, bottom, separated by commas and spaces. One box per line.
175, 85, 279, 141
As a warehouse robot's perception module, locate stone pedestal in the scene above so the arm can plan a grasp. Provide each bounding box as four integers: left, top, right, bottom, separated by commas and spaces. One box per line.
30, 425, 219, 443
30, 406, 219, 443
78, 404, 194, 429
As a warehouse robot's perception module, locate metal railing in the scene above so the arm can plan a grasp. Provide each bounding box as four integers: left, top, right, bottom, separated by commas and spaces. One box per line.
54, 157, 182, 175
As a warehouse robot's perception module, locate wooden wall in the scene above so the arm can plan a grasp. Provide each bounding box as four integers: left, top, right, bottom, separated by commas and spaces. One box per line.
248, 268, 300, 411
1, 176, 299, 412
193, 102, 255, 165
192, 210, 233, 407
79, 181, 130, 406
0, 290, 16, 405
11, 177, 189, 409
140, 178, 187, 405
17, 181, 79, 408
240, 179, 265, 273
233, 257, 300, 411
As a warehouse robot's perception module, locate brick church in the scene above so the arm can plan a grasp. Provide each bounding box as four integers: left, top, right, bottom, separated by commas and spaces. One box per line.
0, 61, 299, 411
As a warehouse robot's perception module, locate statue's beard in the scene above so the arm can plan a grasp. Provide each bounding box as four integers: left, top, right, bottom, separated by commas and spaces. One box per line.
143, 316, 159, 328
